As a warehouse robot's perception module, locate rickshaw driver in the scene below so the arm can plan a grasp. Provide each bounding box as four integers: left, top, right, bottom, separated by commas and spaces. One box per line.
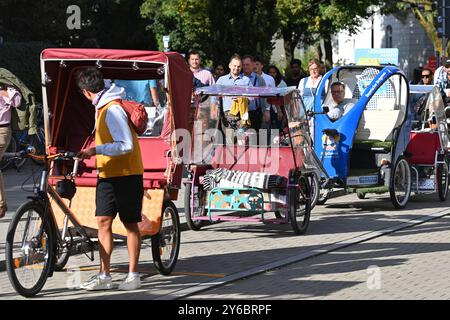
324, 82, 355, 121
76, 67, 144, 291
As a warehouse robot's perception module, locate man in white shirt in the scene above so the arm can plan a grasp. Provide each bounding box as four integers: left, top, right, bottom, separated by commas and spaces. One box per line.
188, 50, 215, 86
254, 56, 276, 88
76, 68, 144, 292
325, 82, 355, 121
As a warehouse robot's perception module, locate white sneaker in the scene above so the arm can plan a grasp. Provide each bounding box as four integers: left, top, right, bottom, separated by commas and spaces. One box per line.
79, 274, 113, 291
118, 274, 141, 291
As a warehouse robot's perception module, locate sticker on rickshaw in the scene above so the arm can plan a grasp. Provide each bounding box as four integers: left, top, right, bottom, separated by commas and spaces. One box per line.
321, 130, 341, 159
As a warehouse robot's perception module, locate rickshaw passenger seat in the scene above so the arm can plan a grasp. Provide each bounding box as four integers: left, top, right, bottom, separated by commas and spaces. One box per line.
406, 132, 440, 165
60, 136, 171, 188
354, 110, 400, 142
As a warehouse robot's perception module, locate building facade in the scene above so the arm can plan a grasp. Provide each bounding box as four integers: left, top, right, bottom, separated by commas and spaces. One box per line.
333, 12, 435, 81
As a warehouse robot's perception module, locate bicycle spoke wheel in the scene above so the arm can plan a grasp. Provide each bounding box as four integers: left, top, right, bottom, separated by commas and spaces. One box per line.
309, 173, 320, 210
151, 200, 180, 275
184, 184, 207, 231
5, 201, 55, 297
288, 174, 312, 235
437, 159, 449, 201
389, 156, 411, 209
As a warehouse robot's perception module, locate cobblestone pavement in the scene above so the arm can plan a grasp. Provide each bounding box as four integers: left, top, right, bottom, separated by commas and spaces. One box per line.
0, 162, 449, 300
187, 216, 450, 300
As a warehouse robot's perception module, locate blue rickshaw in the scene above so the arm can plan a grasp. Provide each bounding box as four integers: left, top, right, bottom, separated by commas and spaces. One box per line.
311, 65, 413, 208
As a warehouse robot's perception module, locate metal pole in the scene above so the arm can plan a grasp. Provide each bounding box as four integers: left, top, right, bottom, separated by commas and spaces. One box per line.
443, 0, 447, 61
371, 15, 374, 49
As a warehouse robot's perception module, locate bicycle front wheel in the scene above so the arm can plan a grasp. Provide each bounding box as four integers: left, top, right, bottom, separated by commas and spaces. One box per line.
5, 201, 55, 297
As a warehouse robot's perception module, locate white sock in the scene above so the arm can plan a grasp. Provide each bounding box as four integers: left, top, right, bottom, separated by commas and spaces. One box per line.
99, 272, 111, 280
129, 272, 140, 278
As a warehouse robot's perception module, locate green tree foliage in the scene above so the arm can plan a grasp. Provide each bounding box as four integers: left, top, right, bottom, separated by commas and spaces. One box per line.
141, 0, 278, 65
0, 0, 70, 45
276, 0, 400, 67
0, 0, 155, 48
207, 0, 278, 64
393, 0, 447, 56
275, 0, 314, 66
0, 0, 156, 101
140, 0, 210, 52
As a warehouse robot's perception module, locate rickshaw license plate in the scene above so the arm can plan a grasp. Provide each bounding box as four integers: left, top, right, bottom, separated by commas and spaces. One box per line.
347, 175, 378, 186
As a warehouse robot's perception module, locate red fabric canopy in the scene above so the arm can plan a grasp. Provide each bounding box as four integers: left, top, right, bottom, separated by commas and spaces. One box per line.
40, 48, 192, 147
41, 48, 168, 63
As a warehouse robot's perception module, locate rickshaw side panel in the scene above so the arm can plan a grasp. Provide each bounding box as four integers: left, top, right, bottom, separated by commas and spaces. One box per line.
210, 145, 299, 177
51, 187, 164, 237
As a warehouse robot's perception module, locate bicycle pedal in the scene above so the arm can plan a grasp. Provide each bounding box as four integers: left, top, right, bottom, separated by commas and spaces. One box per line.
81, 239, 95, 261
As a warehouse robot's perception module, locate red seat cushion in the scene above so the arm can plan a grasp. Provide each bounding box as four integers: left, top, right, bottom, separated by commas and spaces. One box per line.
210, 145, 298, 177
406, 132, 440, 165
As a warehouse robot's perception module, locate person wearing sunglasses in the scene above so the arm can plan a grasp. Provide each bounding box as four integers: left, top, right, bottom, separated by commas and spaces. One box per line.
325, 82, 355, 121
419, 68, 433, 85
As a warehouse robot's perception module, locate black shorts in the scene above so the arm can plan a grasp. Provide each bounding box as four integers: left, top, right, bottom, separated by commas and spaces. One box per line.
96, 175, 144, 223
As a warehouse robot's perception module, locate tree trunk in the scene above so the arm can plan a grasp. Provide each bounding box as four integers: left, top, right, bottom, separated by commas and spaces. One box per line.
411, 7, 442, 55
316, 42, 323, 61
283, 34, 293, 67
283, 30, 299, 72
323, 36, 333, 67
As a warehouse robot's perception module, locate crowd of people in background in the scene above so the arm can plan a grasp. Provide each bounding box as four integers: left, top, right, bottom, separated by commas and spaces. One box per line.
410, 59, 450, 119
187, 51, 330, 132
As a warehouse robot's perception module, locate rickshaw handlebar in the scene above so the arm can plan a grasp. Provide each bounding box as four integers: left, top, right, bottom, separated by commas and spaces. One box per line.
4, 147, 78, 162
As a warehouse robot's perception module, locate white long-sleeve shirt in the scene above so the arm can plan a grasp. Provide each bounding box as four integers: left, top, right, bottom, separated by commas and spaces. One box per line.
93, 84, 134, 157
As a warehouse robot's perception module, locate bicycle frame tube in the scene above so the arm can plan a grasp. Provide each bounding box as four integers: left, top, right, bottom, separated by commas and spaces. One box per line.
46, 183, 89, 240
33, 158, 89, 245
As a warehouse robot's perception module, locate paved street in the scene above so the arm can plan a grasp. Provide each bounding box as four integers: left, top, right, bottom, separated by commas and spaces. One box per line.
0, 161, 450, 300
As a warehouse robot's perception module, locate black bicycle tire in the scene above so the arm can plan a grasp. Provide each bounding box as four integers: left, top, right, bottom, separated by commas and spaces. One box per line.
5, 200, 55, 297
389, 156, 412, 209
288, 175, 312, 235
151, 200, 180, 275
309, 173, 320, 210
184, 183, 207, 231
437, 160, 449, 201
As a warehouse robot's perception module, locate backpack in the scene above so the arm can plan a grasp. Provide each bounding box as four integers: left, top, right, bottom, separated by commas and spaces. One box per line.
106, 99, 149, 135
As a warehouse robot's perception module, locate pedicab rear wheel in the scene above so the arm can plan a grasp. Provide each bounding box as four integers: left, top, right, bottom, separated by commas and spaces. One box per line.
151, 200, 180, 275
389, 156, 412, 209
437, 158, 449, 201
288, 174, 311, 235
184, 184, 207, 231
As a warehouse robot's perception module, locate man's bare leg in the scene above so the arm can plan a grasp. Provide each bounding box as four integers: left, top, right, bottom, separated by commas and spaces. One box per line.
97, 216, 115, 275
123, 222, 141, 273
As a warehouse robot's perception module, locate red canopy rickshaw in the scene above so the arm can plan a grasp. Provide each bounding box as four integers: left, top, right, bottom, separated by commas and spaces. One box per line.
40, 48, 192, 273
